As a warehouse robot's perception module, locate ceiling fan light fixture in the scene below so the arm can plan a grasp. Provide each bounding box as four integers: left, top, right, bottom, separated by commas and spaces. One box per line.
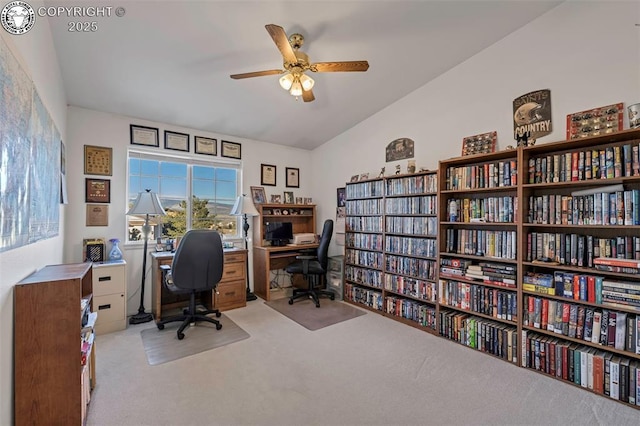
279, 73, 294, 90
289, 79, 303, 97
299, 73, 314, 91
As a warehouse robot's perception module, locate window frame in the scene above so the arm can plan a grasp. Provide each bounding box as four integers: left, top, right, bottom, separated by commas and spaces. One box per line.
126, 147, 242, 245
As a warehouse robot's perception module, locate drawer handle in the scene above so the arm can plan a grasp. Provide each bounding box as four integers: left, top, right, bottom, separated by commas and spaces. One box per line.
98, 276, 111, 282
98, 304, 111, 310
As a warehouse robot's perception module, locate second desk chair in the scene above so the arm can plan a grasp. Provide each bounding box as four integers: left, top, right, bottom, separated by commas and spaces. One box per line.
285, 219, 335, 307
156, 230, 224, 340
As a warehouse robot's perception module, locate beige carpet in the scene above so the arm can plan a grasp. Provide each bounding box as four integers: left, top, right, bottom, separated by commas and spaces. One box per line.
265, 297, 366, 330
140, 314, 249, 365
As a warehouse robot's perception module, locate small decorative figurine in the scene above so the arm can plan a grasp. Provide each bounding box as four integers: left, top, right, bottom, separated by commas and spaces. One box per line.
407, 160, 416, 174
378, 167, 385, 178
395, 165, 401, 175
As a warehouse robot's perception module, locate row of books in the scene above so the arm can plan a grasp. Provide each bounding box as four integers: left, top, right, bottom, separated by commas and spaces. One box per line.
524, 295, 640, 354
345, 249, 383, 270
594, 257, 640, 275
384, 274, 437, 302
438, 279, 517, 322
345, 180, 384, 199
344, 283, 383, 311
384, 195, 437, 215
385, 216, 437, 235
527, 190, 640, 226
445, 160, 518, 191
385, 174, 437, 196
345, 216, 382, 232
526, 232, 640, 268
522, 331, 640, 405
345, 232, 382, 251
345, 265, 382, 288
345, 198, 383, 215
385, 235, 437, 258
439, 311, 518, 364
385, 255, 436, 280
445, 228, 517, 260
384, 296, 437, 330
446, 196, 517, 223
527, 143, 640, 184
464, 263, 517, 288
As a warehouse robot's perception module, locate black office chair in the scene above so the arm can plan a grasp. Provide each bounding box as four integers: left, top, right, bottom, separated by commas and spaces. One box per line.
285, 219, 335, 308
156, 230, 224, 340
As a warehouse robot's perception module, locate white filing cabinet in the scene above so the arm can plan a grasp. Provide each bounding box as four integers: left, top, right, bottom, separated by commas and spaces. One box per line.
92, 260, 127, 334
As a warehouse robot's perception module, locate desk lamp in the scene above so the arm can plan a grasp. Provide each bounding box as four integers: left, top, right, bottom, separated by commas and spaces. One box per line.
127, 189, 166, 324
230, 194, 259, 301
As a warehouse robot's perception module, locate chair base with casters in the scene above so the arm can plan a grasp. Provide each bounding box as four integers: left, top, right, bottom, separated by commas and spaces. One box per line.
288, 274, 335, 308
156, 265, 222, 340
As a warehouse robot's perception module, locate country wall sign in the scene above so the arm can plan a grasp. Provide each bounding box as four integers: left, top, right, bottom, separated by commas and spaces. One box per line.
513, 89, 552, 145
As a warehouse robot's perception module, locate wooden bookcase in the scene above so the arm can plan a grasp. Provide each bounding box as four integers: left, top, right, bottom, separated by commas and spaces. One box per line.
437, 149, 520, 364
252, 203, 316, 247
519, 128, 640, 408
344, 171, 439, 332
14, 262, 96, 425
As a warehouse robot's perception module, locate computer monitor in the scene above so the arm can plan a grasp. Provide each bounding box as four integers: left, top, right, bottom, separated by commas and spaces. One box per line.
265, 222, 293, 246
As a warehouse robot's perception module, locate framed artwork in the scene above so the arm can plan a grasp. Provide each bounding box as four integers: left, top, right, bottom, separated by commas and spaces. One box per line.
286, 167, 300, 188
337, 187, 346, 207
385, 138, 415, 162
271, 194, 282, 204
221, 140, 241, 159
130, 124, 159, 147
85, 178, 110, 203
84, 145, 112, 176
195, 136, 217, 156
250, 186, 266, 204
261, 164, 277, 186
283, 191, 294, 204
164, 130, 189, 152
566, 102, 623, 140
86, 204, 109, 226
461, 131, 497, 156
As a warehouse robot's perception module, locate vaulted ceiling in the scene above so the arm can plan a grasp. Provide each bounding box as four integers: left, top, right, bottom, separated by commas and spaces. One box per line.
47, 1, 562, 150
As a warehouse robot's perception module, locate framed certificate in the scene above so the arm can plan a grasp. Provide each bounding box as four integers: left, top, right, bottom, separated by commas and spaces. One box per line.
261, 164, 276, 186
286, 167, 299, 188
86, 204, 109, 226
195, 136, 217, 156
84, 145, 112, 176
164, 130, 190, 152
130, 124, 159, 147
221, 140, 241, 159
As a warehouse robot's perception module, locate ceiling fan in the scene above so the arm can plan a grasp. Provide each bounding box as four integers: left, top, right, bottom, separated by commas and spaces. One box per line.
230, 24, 369, 102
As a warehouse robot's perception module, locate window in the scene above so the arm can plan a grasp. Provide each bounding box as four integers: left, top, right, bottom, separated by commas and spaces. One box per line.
127, 149, 240, 242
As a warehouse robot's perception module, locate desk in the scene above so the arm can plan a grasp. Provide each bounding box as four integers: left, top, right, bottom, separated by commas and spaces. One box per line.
253, 244, 318, 301
151, 248, 247, 322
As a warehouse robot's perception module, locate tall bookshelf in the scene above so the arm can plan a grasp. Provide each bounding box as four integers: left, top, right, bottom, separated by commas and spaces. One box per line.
437, 150, 520, 364
519, 128, 640, 408
343, 171, 439, 332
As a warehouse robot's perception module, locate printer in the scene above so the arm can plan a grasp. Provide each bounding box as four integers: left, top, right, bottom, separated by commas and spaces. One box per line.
292, 233, 316, 245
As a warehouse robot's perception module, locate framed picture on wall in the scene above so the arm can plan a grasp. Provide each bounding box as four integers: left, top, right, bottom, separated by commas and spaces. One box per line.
286, 167, 299, 188
261, 164, 277, 186
221, 140, 241, 159
250, 186, 266, 204
194, 136, 217, 155
164, 130, 190, 152
85, 178, 110, 203
130, 124, 159, 147
84, 145, 113, 176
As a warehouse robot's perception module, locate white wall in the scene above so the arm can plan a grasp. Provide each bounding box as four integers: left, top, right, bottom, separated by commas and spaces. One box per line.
0, 6, 67, 424
312, 0, 640, 256
65, 106, 313, 316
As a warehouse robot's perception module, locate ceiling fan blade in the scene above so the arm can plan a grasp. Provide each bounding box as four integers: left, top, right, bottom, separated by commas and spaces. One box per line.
312, 61, 370, 73
265, 24, 297, 64
302, 89, 315, 103
230, 69, 283, 79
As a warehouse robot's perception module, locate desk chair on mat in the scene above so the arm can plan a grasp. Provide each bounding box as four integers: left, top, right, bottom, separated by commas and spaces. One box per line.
285, 219, 335, 307
156, 230, 224, 340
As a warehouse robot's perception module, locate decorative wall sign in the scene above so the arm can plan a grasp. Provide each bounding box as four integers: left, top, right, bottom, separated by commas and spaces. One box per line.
461, 131, 497, 156
566, 103, 623, 140
513, 89, 552, 145
84, 145, 113, 176
385, 138, 414, 162
194, 136, 217, 155
130, 124, 159, 147
221, 140, 241, 159
85, 178, 110, 203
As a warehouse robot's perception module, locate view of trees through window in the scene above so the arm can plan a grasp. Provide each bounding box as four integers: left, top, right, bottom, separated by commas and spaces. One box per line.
127, 151, 240, 242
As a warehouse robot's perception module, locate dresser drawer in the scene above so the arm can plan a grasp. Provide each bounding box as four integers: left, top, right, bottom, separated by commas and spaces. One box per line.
224, 252, 245, 264
94, 293, 125, 325
92, 264, 126, 296
214, 280, 246, 311
221, 261, 245, 282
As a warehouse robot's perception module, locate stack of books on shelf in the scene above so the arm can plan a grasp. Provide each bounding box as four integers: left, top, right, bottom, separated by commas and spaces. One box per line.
439, 257, 471, 279
594, 257, 640, 275
465, 262, 517, 289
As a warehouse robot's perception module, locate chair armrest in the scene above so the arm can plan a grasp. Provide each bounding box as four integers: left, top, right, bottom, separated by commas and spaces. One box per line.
296, 255, 316, 260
